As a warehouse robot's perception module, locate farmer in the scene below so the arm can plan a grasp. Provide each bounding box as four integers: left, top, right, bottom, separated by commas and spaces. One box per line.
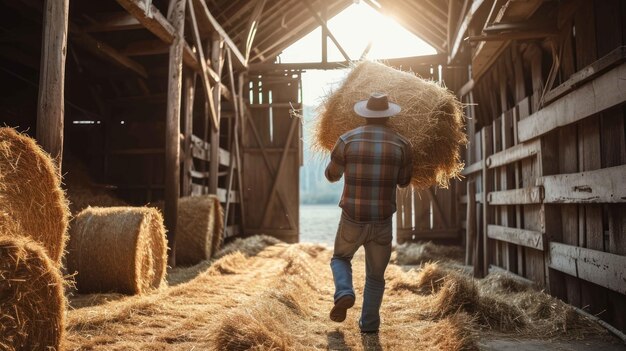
325, 92, 413, 334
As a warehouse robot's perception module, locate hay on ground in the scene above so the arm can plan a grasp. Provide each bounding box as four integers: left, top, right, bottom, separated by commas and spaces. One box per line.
0, 127, 70, 265
0, 235, 66, 351
175, 195, 224, 266
67, 206, 167, 294
314, 60, 467, 189
215, 234, 282, 258
393, 241, 464, 265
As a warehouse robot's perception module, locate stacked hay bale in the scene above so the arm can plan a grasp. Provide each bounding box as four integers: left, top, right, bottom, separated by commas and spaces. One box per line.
175, 195, 224, 266
67, 206, 168, 294
0, 128, 69, 350
314, 61, 467, 189
0, 127, 70, 264
0, 236, 66, 351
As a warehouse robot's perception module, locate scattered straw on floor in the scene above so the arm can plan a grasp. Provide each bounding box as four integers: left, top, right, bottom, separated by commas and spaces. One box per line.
0, 127, 70, 265
0, 235, 66, 351
392, 241, 464, 265
313, 61, 467, 189
66, 206, 167, 295
65, 236, 607, 350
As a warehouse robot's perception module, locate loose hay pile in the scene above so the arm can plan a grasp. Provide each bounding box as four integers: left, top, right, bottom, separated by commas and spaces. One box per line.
314, 61, 467, 189
65, 237, 608, 350
0, 235, 66, 351
392, 241, 465, 265
0, 127, 70, 265
215, 234, 282, 258
67, 206, 167, 294
175, 195, 224, 266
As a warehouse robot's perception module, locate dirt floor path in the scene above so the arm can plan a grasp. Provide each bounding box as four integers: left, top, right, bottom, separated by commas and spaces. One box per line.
65, 239, 625, 350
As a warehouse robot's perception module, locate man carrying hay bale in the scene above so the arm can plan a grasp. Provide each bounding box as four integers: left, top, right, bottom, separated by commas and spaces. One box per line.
325, 92, 413, 334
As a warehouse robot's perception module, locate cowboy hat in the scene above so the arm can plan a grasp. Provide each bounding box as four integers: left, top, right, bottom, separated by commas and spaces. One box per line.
353, 92, 401, 118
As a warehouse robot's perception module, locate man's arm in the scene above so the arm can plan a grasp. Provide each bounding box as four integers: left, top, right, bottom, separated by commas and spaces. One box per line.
325, 138, 345, 182
397, 144, 413, 188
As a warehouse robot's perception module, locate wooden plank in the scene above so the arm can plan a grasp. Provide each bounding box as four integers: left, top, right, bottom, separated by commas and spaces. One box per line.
191, 0, 247, 67
544, 46, 626, 105
115, 0, 175, 43
486, 139, 540, 168
518, 62, 626, 142
244, 0, 266, 62
37, 0, 68, 167
209, 33, 224, 195
187, 0, 218, 131
538, 165, 626, 203
182, 73, 196, 196
481, 126, 493, 276
549, 242, 626, 295
190, 135, 232, 167
461, 160, 483, 176
70, 27, 148, 78
487, 225, 545, 251
191, 184, 238, 203
84, 12, 142, 32
448, 0, 487, 64
466, 181, 477, 265
488, 187, 543, 205
164, 0, 186, 265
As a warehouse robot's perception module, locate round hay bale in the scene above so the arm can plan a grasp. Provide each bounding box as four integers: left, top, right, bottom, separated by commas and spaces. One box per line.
67, 206, 167, 294
175, 195, 224, 266
0, 127, 70, 265
0, 235, 66, 351
314, 61, 467, 189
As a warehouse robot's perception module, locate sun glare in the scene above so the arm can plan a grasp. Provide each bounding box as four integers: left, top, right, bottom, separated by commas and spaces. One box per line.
278, 3, 437, 106
279, 3, 436, 63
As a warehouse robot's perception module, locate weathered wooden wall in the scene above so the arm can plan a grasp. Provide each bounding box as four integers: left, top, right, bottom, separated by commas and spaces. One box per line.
458, 0, 626, 332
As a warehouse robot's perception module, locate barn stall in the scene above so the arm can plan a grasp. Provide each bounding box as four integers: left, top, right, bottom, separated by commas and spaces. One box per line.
0, 0, 625, 350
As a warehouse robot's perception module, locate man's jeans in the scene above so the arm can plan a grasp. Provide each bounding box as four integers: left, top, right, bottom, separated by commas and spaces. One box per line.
330, 213, 392, 332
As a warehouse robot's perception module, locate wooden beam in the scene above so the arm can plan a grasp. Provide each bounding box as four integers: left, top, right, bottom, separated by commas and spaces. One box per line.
191, 0, 247, 68
187, 0, 218, 130
486, 139, 540, 168
37, 0, 69, 167
487, 225, 545, 251
84, 12, 142, 32
302, 0, 350, 62
488, 187, 543, 205
538, 165, 626, 204
448, 0, 487, 63
182, 73, 196, 196
164, 0, 186, 266
114, 0, 175, 43
461, 160, 483, 176
209, 32, 224, 195
518, 62, 626, 142
248, 54, 447, 72
244, 0, 266, 63
70, 27, 148, 78
549, 242, 626, 294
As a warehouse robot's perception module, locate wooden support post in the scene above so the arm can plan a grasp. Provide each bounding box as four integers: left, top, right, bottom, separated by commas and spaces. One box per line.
182, 72, 196, 196
37, 0, 69, 168
466, 181, 476, 266
209, 33, 224, 195
481, 126, 494, 276
164, 0, 186, 266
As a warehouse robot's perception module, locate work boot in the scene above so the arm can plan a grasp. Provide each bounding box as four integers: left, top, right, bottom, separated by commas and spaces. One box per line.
329, 294, 355, 322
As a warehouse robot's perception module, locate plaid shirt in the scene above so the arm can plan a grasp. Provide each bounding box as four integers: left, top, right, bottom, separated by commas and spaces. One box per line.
325, 124, 413, 222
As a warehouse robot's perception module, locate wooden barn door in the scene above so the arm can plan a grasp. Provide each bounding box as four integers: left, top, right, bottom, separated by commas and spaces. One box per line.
242, 73, 302, 243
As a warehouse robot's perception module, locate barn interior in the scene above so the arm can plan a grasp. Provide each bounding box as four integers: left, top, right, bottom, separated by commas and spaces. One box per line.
0, 0, 625, 349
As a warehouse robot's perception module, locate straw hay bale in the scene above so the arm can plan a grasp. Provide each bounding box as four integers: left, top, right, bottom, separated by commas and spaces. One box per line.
0, 128, 69, 265
64, 158, 127, 214
0, 235, 66, 351
175, 195, 224, 266
215, 234, 282, 258
67, 206, 167, 294
314, 61, 467, 189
